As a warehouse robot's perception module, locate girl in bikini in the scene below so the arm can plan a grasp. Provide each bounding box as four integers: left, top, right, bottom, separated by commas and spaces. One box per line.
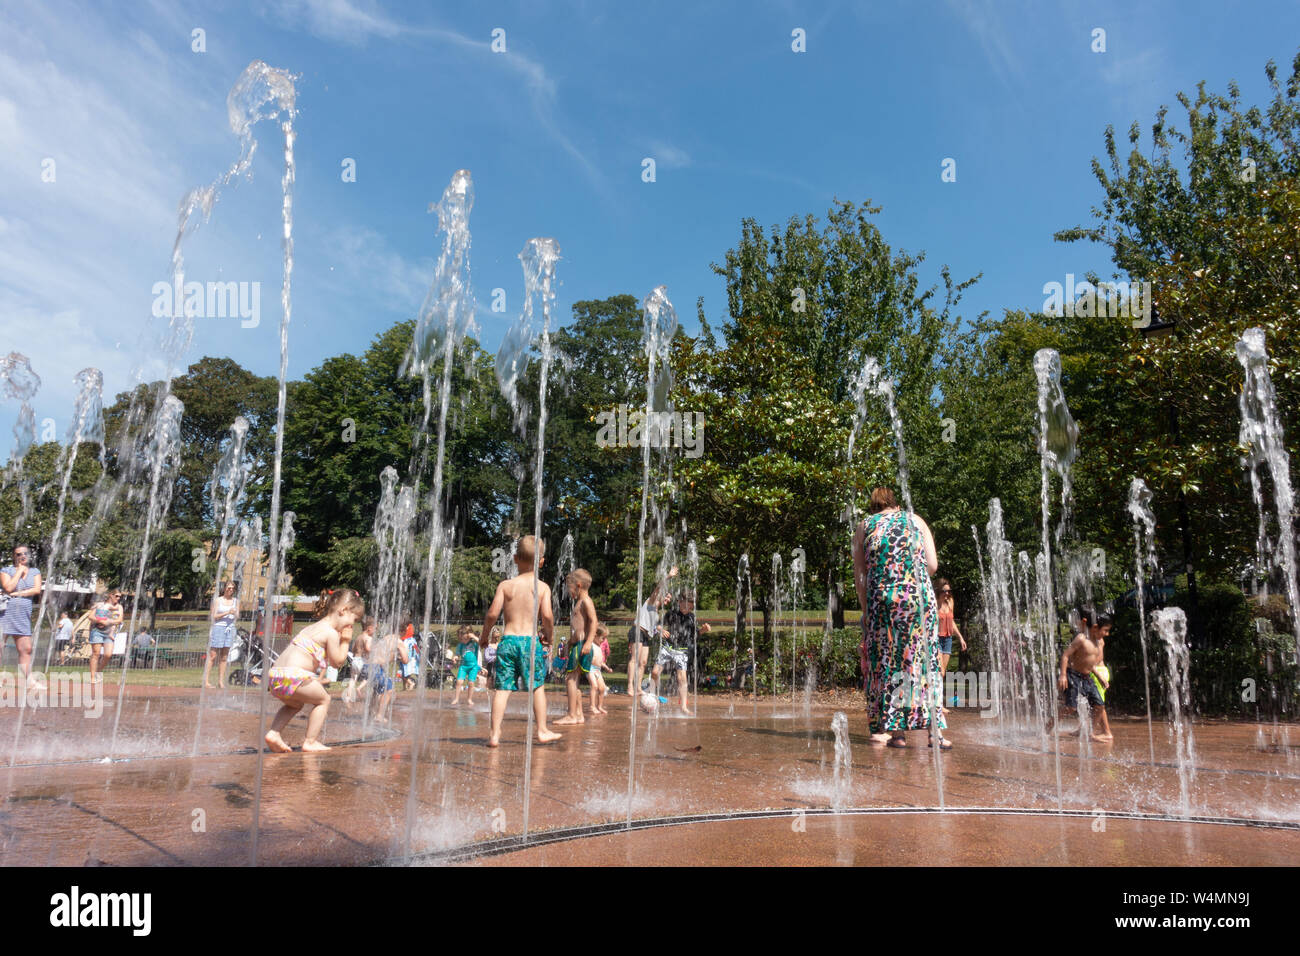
265, 589, 363, 753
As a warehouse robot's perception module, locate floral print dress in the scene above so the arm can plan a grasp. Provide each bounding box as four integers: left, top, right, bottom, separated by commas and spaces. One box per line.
861, 510, 945, 734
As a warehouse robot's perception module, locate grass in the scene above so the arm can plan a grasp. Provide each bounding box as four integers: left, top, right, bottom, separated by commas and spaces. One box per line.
1, 665, 209, 687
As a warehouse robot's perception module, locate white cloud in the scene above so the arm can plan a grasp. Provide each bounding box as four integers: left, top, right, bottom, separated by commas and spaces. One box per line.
263, 0, 404, 43
649, 141, 692, 170
263, 0, 609, 196
943, 0, 1025, 85
321, 225, 433, 314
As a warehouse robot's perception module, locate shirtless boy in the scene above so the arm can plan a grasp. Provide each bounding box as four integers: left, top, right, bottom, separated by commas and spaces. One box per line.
367, 627, 409, 724
1056, 610, 1113, 742
557, 569, 598, 725
480, 535, 560, 747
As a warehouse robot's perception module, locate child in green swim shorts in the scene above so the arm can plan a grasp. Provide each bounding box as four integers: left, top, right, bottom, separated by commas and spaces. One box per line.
479, 536, 560, 747
557, 568, 598, 726
450, 625, 480, 706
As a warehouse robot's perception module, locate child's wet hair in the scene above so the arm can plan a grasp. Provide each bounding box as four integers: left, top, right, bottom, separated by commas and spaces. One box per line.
595, 622, 609, 638
516, 535, 545, 565
315, 588, 364, 620
568, 568, 592, 589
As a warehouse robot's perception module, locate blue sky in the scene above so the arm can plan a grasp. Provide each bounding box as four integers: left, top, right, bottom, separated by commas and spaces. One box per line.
3, 0, 1298, 450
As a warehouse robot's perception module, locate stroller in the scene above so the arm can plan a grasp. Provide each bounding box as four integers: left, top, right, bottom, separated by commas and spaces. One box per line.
227, 628, 275, 687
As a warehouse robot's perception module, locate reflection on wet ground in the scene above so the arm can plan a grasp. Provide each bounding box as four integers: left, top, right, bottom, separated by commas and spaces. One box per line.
1, 688, 1296, 865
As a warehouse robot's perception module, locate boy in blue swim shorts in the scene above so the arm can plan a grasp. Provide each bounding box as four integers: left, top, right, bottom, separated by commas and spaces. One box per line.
451, 625, 480, 706
480, 536, 560, 748
557, 568, 598, 725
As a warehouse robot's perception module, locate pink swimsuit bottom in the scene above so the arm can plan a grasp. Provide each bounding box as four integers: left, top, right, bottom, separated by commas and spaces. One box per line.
268, 632, 328, 701
268, 666, 318, 701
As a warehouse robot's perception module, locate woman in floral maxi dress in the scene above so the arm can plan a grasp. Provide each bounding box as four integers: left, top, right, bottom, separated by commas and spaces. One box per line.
852, 487, 950, 749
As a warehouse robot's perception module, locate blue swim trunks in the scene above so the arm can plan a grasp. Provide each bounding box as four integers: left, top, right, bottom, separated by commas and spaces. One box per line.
495, 634, 548, 691
457, 661, 480, 682
566, 643, 593, 674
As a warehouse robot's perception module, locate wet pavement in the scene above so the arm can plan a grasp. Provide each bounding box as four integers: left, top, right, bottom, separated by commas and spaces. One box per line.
0, 685, 1296, 865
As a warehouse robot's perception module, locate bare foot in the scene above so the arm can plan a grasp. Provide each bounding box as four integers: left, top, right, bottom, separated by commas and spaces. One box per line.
486, 737, 500, 748
1091, 732, 1114, 742
302, 739, 331, 752
536, 729, 561, 743
869, 732, 893, 744
218, 683, 226, 689
204, 684, 215, 690
555, 715, 582, 725
264, 730, 292, 753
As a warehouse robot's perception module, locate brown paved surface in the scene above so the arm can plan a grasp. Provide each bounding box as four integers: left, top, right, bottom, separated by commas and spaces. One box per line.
473, 813, 1299, 866
0, 684, 1296, 865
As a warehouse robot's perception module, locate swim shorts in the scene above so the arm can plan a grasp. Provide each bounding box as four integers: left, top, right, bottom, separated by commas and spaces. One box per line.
655, 644, 688, 673
1065, 668, 1104, 710
566, 643, 592, 674
457, 662, 480, 683
268, 666, 318, 701
1091, 663, 1110, 702
496, 634, 548, 691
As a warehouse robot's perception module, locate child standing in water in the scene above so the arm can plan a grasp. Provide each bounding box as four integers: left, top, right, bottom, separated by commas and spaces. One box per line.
401, 625, 420, 691
450, 625, 480, 706
587, 622, 612, 714
1055, 610, 1114, 742
480, 535, 560, 747
265, 589, 362, 753
366, 626, 408, 724
344, 616, 376, 706
483, 626, 501, 689
557, 569, 598, 725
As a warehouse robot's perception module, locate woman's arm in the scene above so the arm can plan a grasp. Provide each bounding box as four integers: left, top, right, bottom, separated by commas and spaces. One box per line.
913, 515, 939, 576
851, 521, 869, 630
2, 569, 40, 598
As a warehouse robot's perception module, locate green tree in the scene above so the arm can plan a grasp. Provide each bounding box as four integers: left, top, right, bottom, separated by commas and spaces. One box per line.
674, 314, 894, 636
1054, 51, 1300, 617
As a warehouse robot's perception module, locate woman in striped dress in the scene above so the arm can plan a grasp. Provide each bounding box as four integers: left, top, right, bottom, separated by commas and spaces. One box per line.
852, 487, 950, 749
